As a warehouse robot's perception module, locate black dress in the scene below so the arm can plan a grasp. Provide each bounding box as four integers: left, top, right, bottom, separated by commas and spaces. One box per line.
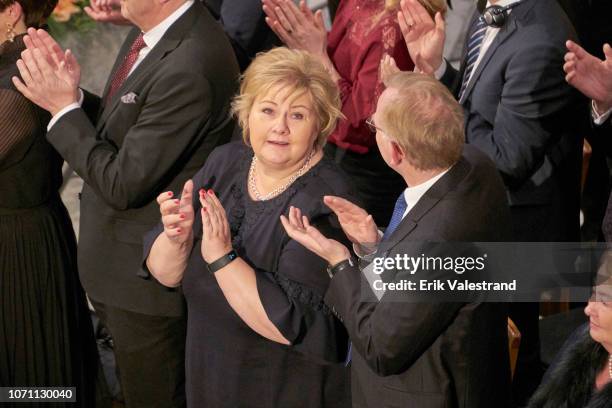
143, 142, 354, 407
0, 35, 95, 406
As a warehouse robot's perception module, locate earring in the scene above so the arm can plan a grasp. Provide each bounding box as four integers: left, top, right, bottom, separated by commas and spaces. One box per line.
6, 23, 15, 42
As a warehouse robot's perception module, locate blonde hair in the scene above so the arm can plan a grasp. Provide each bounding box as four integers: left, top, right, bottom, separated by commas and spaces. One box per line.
380, 72, 464, 171
385, 0, 447, 17
231, 47, 342, 150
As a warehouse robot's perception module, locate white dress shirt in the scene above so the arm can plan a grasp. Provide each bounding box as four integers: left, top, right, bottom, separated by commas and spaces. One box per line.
48, 0, 195, 130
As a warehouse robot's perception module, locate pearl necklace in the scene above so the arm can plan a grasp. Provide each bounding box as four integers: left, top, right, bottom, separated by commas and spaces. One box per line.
609, 355, 612, 379
248, 150, 314, 201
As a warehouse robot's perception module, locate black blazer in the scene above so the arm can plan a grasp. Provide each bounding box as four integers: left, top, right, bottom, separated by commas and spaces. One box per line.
441, 0, 586, 241
46, 2, 239, 316
325, 145, 513, 408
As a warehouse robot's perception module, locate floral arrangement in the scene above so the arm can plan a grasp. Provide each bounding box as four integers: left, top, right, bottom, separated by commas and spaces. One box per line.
47, 0, 94, 39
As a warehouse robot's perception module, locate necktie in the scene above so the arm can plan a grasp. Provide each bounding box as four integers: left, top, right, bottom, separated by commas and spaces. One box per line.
105, 33, 146, 105
382, 193, 408, 241
458, 17, 487, 101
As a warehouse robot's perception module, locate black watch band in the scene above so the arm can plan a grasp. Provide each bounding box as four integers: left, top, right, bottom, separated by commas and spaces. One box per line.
326, 257, 355, 278
207, 249, 238, 274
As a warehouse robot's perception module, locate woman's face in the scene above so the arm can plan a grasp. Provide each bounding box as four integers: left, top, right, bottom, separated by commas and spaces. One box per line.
585, 298, 612, 347
248, 85, 319, 171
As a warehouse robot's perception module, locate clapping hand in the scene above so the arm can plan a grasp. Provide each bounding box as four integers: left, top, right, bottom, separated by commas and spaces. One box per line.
380, 54, 402, 84
323, 196, 379, 248
84, 0, 130, 25
398, 0, 445, 75
564, 40, 612, 114
13, 29, 81, 116
199, 189, 232, 264
281, 206, 351, 266
262, 0, 327, 57
157, 179, 195, 246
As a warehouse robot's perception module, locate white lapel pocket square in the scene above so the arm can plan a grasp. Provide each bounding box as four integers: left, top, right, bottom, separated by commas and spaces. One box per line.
121, 92, 139, 104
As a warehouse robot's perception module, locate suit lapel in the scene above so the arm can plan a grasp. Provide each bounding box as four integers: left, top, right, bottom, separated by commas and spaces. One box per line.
380, 154, 471, 253
97, 2, 199, 129
459, 0, 536, 105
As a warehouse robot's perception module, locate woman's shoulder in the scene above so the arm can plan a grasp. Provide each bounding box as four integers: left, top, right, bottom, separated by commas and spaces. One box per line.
193, 141, 251, 182
292, 155, 359, 208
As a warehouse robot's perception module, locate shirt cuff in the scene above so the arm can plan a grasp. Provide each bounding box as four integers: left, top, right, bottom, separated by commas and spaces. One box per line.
352, 229, 383, 260
434, 60, 447, 80
47, 89, 84, 131
592, 100, 612, 126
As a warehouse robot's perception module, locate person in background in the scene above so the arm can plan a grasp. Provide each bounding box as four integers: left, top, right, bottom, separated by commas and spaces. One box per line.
263, 0, 446, 227
13, 1, 239, 406
0, 0, 96, 405
144, 47, 353, 408
283, 72, 513, 408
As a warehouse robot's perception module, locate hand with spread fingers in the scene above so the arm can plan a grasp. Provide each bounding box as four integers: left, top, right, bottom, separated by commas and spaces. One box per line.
398, 0, 445, 74
84, 0, 130, 25
280, 206, 351, 266
262, 0, 327, 57
564, 40, 612, 115
199, 189, 233, 264
157, 179, 195, 247
323, 195, 379, 246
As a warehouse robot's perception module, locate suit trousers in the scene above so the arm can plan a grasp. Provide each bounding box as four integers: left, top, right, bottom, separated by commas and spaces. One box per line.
90, 299, 187, 408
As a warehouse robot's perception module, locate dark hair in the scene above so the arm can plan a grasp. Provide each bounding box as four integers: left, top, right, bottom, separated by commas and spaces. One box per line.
0, 0, 58, 28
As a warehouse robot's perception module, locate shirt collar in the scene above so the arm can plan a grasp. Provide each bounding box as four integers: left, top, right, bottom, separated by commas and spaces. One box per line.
403, 167, 450, 213
142, 0, 194, 50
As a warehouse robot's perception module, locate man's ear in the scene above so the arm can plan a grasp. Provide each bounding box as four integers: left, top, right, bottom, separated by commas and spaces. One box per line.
389, 139, 405, 166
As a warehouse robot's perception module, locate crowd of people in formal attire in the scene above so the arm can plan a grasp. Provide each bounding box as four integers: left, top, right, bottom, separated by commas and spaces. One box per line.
1, 0, 611, 407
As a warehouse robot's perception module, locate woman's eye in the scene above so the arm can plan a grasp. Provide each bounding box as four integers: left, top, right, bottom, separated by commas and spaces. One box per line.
262, 107, 273, 114
291, 112, 305, 120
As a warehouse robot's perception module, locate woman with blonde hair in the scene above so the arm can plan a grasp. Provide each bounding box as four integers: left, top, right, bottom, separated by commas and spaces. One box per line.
262, 0, 446, 227
143, 47, 354, 407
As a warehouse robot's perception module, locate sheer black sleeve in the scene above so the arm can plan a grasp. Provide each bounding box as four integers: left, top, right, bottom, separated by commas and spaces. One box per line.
0, 89, 40, 170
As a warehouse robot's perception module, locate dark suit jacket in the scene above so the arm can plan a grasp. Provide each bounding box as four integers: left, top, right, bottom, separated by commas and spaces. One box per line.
325, 145, 513, 408
47, 2, 239, 316
441, 0, 586, 241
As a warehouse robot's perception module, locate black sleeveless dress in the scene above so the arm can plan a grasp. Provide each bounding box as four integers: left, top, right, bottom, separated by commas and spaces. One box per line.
0, 35, 96, 407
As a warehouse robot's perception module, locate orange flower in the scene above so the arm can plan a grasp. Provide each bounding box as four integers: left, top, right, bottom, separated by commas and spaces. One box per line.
52, 0, 81, 23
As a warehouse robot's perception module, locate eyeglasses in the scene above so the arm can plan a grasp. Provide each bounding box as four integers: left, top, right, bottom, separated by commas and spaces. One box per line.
366, 117, 382, 134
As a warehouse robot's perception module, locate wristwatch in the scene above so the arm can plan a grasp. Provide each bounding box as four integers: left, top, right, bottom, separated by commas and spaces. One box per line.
206, 249, 238, 274
326, 257, 355, 278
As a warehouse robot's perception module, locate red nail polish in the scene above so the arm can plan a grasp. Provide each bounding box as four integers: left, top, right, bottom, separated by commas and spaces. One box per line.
208, 189, 214, 195
179, 214, 185, 219
176, 228, 181, 233
167, 191, 173, 197
174, 199, 180, 204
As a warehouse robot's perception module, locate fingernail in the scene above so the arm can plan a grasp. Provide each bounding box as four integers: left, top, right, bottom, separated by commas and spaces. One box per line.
199, 189, 205, 196
208, 189, 214, 195
174, 199, 180, 204
179, 214, 185, 219
176, 228, 181, 233
167, 191, 173, 197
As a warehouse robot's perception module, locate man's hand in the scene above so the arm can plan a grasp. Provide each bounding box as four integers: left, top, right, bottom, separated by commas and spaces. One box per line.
23, 28, 81, 88
564, 40, 612, 114
380, 54, 402, 85
398, 0, 445, 74
85, 0, 131, 25
280, 206, 351, 267
12, 46, 79, 116
323, 196, 379, 247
